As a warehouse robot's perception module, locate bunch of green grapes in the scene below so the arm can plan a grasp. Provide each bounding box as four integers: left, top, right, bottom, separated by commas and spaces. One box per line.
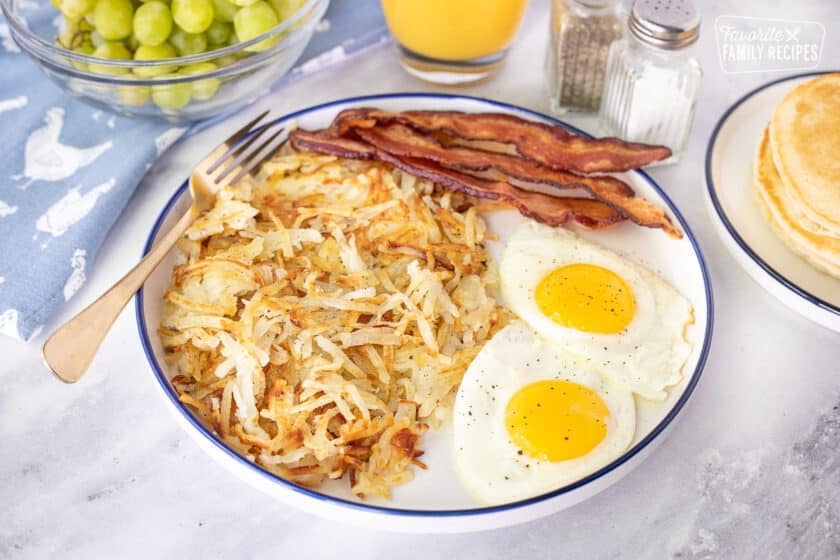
54, 0, 305, 110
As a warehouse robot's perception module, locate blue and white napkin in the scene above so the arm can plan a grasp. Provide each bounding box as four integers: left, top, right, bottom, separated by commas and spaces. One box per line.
0, 1, 387, 341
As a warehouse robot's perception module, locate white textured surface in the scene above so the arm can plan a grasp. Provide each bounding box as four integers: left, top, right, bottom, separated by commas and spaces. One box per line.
2, 1, 840, 557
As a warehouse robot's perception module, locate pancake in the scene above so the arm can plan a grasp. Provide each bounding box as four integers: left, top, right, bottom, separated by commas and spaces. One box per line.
753, 128, 840, 279
769, 73, 840, 233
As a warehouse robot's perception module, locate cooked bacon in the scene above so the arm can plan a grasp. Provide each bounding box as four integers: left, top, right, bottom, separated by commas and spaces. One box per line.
290, 129, 626, 230
333, 109, 672, 173
290, 129, 376, 159
354, 124, 631, 194
352, 123, 681, 238
379, 155, 626, 229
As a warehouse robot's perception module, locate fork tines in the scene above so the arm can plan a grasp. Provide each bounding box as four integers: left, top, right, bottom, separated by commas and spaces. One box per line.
205, 110, 288, 187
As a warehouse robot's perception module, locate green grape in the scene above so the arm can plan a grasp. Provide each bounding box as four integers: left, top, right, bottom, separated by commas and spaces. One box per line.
181, 62, 221, 99
212, 0, 238, 22
233, 1, 277, 52
51, 0, 63, 10
266, 0, 302, 22
60, 0, 95, 21
88, 41, 131, 74
152, 78, 192, 109
117, 83, 151, 106
215, 53, 237, 66
171, 0, 214, 34
205, 20, 231, 45
57, 18, 85, 49
71, 42, 95, 71
60, 33, 79, 49
169, 27, 207, 55
62, 15, 81, 32
133, 1, 173, 46
132, 43, 177, 76
90, 30, 105, 46
229, 0, 258, 7
93, 0, 134, 40
56, 30, 72, 48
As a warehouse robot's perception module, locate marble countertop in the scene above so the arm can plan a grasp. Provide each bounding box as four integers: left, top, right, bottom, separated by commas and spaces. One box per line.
3, 1, 839, 558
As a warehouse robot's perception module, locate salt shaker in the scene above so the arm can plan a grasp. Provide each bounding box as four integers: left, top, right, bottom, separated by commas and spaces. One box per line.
546, 0, 624, 115
598, 0, 702, 164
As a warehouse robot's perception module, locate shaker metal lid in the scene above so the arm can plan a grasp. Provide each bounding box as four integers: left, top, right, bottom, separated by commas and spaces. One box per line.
629, 0, 700, 49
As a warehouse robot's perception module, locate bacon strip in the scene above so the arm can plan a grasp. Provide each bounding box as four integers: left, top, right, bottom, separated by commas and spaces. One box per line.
290, 129, 377, 159
290, 129, 625, 230
333, 109, 672, 173
354, 124, 633, 195
351, 123, 681, 238
379, 156, 625, 229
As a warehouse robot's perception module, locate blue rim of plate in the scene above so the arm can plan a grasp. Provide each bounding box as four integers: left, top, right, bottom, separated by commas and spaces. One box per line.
136, 93, 714, 518
705, 70, 840, 317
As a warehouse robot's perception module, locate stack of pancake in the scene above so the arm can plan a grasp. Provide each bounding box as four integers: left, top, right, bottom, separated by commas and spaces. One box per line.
753, 73, 840, 279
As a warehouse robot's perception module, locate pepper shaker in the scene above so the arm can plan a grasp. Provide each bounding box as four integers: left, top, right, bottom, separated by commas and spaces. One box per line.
598, 0, 702, 164
546, 0, 625, 115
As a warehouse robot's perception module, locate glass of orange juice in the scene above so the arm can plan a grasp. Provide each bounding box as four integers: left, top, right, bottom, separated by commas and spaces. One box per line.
380, 0, 529, 85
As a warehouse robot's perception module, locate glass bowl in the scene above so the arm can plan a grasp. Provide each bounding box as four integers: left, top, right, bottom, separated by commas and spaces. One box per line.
1, 0, 328, 121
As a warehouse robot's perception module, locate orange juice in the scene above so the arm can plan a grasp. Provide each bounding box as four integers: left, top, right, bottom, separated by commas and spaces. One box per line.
381, 0, 528, 62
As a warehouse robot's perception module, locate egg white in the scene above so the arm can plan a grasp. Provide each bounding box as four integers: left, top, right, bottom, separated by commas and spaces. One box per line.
453, 321, 636, 506
500, 221, 693, 400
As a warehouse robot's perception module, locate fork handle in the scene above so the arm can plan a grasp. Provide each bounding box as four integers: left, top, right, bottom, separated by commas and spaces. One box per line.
43, 207, 196, 383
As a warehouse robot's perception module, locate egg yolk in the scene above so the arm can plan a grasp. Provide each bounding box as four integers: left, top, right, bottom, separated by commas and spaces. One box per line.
505, 380, 610, 462
535, 263, 636, 334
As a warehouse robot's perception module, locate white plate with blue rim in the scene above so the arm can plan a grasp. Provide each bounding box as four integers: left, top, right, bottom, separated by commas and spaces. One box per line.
705, 71, 840, 332
137, 93, 713, 533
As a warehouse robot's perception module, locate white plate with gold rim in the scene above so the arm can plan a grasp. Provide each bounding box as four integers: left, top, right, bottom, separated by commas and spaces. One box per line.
705, 72, 840, 332
137, 93, 713, 533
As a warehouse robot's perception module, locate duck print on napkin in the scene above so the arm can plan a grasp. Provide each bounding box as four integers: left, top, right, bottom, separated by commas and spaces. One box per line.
0, 3, 387, 342
0, 29, 187, 341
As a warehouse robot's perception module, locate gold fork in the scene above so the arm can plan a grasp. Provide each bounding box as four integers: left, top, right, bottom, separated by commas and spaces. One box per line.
43, 110, 287, 384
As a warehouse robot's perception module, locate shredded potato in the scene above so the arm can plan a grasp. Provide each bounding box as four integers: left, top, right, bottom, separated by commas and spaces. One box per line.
161, 151, 509, 499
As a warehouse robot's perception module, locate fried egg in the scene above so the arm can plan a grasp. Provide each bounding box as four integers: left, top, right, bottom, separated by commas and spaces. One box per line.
453, 321, 635, 505
500, 221, 693, 400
